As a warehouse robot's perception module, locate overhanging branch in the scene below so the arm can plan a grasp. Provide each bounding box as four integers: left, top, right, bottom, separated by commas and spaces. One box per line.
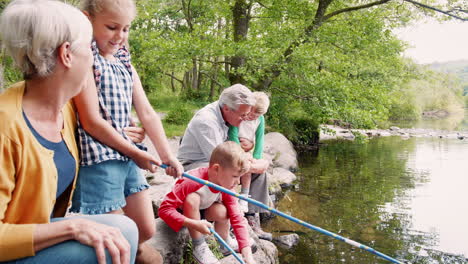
403, 0, 467, 21
323, 0, 392, 21
164, 72, 184, 84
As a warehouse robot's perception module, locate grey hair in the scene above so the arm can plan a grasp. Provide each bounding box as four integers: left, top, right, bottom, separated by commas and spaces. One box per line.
219, 84, 255, 110
81, 0, 136, 19
0, 0, 92, 79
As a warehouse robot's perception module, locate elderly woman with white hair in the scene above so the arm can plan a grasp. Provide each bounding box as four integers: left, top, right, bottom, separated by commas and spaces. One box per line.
0, 1, 137, 263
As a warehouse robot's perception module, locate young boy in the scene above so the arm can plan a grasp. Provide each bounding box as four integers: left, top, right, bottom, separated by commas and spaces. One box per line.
158, 141, 256, 264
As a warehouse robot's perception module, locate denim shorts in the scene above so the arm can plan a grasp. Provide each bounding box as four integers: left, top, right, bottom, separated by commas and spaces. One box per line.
70, 159, 150, 214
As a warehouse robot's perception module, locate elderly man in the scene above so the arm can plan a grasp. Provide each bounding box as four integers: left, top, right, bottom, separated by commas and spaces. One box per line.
178, 84, 254, 170
177, 83, 272, 240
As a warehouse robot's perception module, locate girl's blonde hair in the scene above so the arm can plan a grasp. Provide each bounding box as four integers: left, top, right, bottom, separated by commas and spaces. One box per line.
253, 92, 270, 115
0, 0, 92, 79
81, 0, 136, 19
210, 141, 250, 175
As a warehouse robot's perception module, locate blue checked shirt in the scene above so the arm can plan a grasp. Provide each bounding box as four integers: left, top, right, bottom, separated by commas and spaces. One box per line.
77, 41, 146, 166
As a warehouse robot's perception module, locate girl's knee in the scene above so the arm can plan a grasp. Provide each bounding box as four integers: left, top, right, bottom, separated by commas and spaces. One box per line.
138, 221, 156, 242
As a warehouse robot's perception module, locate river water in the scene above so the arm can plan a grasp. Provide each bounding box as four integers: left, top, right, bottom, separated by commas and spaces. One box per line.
266, 119, 468, 263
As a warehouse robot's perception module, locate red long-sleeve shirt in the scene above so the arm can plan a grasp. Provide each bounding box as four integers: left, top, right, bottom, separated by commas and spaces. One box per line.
158, 167, 250, 250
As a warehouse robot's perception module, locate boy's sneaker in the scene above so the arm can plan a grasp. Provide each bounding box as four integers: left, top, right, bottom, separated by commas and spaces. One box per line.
219, 236, 239, 256
238, 194, 249, 213
193, 241, 220, 264
219, 235, 258, 256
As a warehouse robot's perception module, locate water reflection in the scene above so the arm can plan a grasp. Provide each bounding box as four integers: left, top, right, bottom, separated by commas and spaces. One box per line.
392, 111, 466, 131
395, 138, 468, 260
266, 137, 468, 263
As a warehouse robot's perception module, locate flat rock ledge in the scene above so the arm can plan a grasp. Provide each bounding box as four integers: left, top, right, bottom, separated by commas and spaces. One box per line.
319, 124, 468, 142
145, 132, 298, 264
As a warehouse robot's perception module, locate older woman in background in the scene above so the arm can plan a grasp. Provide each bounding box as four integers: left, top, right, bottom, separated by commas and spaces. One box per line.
0, 1, 137, 263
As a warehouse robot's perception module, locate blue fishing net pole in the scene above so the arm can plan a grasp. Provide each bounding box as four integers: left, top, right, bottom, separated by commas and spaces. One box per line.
160, 164, 403, 264
209, 227, 245, 264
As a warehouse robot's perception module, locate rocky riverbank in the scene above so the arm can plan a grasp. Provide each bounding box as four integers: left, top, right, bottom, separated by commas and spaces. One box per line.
144, 132, 300, 264
319, 124, 468, 142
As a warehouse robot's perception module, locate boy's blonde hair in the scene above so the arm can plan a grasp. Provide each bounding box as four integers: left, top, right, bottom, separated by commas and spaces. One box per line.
210, 141, 250, 175
253, 92, 270, 115
81, 0, 136, 19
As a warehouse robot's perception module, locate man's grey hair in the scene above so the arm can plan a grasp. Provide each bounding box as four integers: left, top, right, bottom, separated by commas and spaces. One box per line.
219, 84, 255, 110
0, 0, 93, 79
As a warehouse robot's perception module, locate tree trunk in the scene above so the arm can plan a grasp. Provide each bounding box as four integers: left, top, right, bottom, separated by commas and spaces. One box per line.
210, 56, 220, 100
191, 58, 198, 91
229, 0, 250, 85
170, 71, 176, 93
197, 60, 203, 91
183, 71, 191, 92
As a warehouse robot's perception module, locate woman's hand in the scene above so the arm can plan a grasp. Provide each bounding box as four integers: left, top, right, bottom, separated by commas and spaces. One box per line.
71, 218, 131, 264
162, 156, 183, 178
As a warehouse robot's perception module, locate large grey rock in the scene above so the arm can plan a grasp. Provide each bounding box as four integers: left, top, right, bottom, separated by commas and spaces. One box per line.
270, 167, 297, 186
376, 131, 392, 137
148, 181, 175, 217
220, 240, 278, 264
273, 234, 300, 249
319, 128, 337, 141
264, 132, 297, 171
148, 218, 190, 264
264, 132, 296, 157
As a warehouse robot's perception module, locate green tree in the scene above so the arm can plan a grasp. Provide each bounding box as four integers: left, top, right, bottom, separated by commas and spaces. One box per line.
131, 0, 466, 143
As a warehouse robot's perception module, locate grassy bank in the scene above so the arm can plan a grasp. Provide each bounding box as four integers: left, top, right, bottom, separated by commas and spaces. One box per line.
147, 92, 206, 138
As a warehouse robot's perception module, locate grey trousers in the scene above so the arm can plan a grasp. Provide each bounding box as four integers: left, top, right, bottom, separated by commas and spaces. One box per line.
248, 173, 270, 214
183, 161, 209, 171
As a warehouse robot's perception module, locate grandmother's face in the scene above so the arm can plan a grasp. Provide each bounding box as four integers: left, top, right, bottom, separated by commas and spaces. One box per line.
68, 40, 93, 95
246, 107, 261, 121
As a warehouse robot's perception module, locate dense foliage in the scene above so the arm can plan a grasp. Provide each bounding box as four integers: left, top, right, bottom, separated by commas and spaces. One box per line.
389, 62, 465, 121
129, 0, 466, 144
0, 0, 466, 144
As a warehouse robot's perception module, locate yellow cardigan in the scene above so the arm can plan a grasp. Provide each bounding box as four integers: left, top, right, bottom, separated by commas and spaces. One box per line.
0, 82, 79, 261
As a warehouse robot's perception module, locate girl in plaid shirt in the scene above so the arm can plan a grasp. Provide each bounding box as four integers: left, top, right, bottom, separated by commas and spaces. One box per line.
70, 0, 183, 262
